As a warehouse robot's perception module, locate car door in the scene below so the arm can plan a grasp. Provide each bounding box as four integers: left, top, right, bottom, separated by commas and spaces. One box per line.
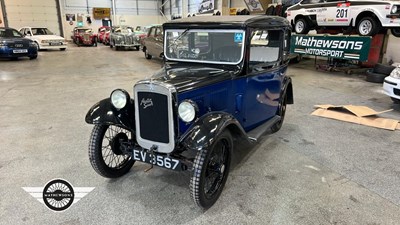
316, 0, 350, 26
146, 27, 156, 55
154, 26, 164, 57
242, 29, 287, 130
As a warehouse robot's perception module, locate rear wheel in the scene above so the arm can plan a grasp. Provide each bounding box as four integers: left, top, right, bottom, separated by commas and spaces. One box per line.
88, 125, 135, 178
60, 48, 66, 51
294, 18, 310, 34
190, 130, 232, 209
357, 17, 379, 36
271, 92, 287, 133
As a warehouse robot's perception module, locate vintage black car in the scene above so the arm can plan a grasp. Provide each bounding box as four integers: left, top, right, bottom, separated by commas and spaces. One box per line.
142, 24, 163, 59
0, 27, 38, 60
85, 15, 294, 209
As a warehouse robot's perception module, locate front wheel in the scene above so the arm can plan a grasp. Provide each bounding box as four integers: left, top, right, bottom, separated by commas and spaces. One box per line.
88, 125, 135, 178
190, 130, 232, 209
357, 17, 379, 36
391, 97, 400, 104
145, 48, 152, 59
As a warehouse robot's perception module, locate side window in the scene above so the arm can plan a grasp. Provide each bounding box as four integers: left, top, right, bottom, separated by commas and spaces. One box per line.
301, 0, 324, 4
249, 29, 283, 72
149, 27, 156, 37
156, 27, 163, 37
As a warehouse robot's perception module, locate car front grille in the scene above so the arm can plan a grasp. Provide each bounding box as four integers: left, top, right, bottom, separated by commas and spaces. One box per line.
8, 42, 27, 48
83, 34, 90, 41
134, 81, 176, 153
394, 88, 400, 96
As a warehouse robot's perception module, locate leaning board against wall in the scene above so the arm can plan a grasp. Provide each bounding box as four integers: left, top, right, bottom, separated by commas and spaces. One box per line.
4, 0, 61, 36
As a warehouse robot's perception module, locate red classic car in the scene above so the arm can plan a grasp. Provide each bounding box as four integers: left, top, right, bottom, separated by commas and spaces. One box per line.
98, 26, 110, 44
71, 27, 97, 47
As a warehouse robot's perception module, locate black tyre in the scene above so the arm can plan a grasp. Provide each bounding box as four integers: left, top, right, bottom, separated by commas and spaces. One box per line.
60, 48, 66, 51
93, 40, 97, 47
145, 48, 152, 59
134, 46, 140, 51
29, 55, 38, 60
373, 63, 395, 75
88, 125, 135, 178
271, 91, 287, 133
366, 69, 386, 83
190, 130, 232, 209
391, 97, 400, 104
294, 18, 310, 34
391, 28, 400, 37
357, 17, 379, 36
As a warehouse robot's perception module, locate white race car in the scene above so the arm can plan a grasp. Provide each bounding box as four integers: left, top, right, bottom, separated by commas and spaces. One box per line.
383, 66, 400, 104
19, 27, 67, 51
286, 0, 400, 37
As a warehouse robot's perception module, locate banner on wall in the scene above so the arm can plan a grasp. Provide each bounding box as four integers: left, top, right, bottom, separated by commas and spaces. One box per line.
66, 14, 75, 21
290, 35, 372, 61
198, 0, 215, 14
244, 0, 264, 12
93, 8, 111, 20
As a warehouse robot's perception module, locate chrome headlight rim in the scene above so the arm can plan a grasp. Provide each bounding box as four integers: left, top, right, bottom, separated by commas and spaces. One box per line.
178, 100, 198, 123
391, 5, 398, 14
110, 89, 130, 110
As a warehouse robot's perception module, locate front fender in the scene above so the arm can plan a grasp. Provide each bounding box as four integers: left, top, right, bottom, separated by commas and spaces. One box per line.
85, 98, 135, 131
180, 112, 248, 151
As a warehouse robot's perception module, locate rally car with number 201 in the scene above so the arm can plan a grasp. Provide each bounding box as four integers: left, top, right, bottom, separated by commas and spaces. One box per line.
85, 15, 293, 209
286, 0, 400, 37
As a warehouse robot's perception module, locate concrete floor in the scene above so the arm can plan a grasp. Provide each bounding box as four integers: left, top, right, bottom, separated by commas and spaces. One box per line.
1, 44, 400, 225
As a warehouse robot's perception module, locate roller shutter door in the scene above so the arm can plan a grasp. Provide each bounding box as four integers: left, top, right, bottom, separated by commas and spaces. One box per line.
4, 0, 61, 36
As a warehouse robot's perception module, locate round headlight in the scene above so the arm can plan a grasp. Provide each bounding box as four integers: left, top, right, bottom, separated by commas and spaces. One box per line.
392, 5, 397, 14
111, 89, 129, 109
178, 101, 197, 123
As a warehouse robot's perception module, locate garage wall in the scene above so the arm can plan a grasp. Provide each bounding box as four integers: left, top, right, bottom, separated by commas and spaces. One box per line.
0, 3, 4, 26
3, 0, 62, 36
385, 35, 400, 64
62, 0, 166, 40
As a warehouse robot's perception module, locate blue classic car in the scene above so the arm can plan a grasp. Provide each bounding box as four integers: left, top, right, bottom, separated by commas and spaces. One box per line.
85, 15, 294, 209
0, 27, 38, 60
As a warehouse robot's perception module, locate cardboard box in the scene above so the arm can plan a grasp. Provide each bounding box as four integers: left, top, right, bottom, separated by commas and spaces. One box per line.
311, 105, 400, 131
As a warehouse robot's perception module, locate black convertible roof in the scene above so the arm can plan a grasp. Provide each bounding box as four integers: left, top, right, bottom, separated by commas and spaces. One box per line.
163, 15, 290, 29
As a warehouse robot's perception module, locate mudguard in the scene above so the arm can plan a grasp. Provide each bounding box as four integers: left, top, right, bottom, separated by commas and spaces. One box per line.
282, 76, 294, 104
180, 112, 249, 151
85, 98, 135, 131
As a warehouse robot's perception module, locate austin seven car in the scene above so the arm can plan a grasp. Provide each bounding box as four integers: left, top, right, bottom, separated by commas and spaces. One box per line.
85, 15, 294, 209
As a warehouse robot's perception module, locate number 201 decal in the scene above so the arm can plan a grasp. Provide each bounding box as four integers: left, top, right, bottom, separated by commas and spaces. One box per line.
336, 9, 348, 18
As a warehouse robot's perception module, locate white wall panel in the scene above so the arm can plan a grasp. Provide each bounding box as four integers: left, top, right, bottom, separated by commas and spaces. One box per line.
4, 0, 61, 35
385, 35, 400, 63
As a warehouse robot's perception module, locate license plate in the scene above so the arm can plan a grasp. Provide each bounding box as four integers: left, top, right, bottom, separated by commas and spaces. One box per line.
50, 42, 61, 46
132, 149, 181, 170
13, 49, 28, 53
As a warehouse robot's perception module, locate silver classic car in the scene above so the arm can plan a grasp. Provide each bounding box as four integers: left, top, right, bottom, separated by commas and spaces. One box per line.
109, 26, 141, 50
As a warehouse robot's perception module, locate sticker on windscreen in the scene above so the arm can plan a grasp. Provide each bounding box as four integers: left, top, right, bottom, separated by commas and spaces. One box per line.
234, 33, 243, 42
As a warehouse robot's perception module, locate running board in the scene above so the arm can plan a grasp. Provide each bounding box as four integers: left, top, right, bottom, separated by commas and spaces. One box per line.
247, 116, 281, 142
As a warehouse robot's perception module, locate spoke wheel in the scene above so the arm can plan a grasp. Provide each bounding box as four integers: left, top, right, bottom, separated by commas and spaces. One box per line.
190, 130, 232, 209
89, 125, 135, 178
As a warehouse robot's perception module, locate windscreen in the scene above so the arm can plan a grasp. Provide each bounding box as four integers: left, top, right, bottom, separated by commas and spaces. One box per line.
0, 28, 22, 38
165, 29, 245, 65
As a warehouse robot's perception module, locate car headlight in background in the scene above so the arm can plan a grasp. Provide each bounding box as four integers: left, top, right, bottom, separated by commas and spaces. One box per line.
111, 89, 130, 109
390, 67, 400, 79
29, 42, 37, 48
178, 100, 198, 123
392, 5, 398, 14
